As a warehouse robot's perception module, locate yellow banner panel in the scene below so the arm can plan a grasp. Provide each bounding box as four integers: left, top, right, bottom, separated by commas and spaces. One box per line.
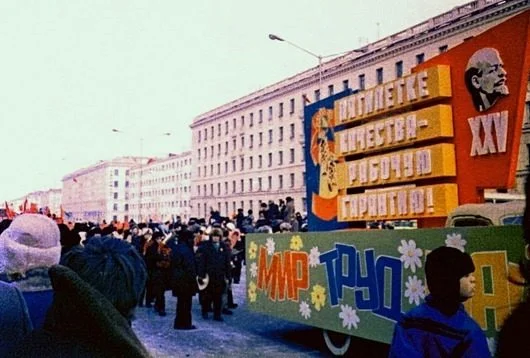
337, 183, 458, 222
335, 105, 453, 156
336, 143, 456, 189
334, 65, 452, 124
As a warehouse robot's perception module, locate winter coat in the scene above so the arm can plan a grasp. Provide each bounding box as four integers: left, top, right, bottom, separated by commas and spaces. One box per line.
11, 265, 151, 358
496, 299, 530, 357
195, 240, 231, 288
0, 281, 32, 357
388, 295, 490, 358
171, 241, 198, 297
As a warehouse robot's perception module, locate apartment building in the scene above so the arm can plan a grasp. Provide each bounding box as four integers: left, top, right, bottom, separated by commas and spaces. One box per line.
128, 151, 193, 223
11, 188, 62, 216
62, 157, 144, 223
190, 0, 530, 219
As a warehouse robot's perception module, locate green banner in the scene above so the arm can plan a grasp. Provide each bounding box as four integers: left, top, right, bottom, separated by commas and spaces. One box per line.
246, 226, 525, 345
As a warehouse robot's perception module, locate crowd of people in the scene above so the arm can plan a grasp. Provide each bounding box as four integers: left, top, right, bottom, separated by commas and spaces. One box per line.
3, 187, 530, 357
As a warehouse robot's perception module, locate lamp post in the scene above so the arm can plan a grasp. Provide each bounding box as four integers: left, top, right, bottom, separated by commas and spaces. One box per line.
112, 129, 171, 223
268, 33, 366, 94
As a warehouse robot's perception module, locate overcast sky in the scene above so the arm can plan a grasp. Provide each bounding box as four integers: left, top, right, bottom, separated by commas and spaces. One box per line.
0, 0, 468, 202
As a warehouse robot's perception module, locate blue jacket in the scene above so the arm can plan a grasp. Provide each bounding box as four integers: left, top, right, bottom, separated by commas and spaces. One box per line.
0, 281, 33, 356
389, 295, 491, 358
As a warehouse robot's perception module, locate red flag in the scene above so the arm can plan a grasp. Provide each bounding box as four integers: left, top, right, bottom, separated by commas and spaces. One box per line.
29, 203, 38, 213
23, 198, 28, 213
302, 94, 311, 104
73, 177, 78, 183
4, 201, 15, 219
146, 158, 156, 165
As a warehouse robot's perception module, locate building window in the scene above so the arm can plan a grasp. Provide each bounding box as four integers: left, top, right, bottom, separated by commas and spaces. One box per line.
249, 134, 254, 148
113, 181, 118, 188
210, 126, 214, 139
113, 203, 118, 211
268, 129, 273, 144
416, 53, 425, 65
218, 123, 221, 136
204, 147, 208, 158
258, 177, 262, 191
328, 84, 334, 97
224, 181, 228, 194
314, 89, 320, 102
278, 175, 283, 189
268, 106, 273, 120
240, 179, 244, 193
217, 183, 221, 195
249, 178, 253, 191
114, 169, 119, 176
268, 153, 272, 167
225, 141, 228, 154
376, 68, 383, 85
125, 181, 129, 188
249, 156, 253, 169
232, 159, 236, 172
124, 204, 129, 211
113, 192, 118, 199
259, 132, 263, 146
217, 163, 221, 175
210, 145, 214, 157
232, 139, 236, 151
241, 136, 245, 148
240, 157, 244, 171
233, 117, 236, 129
279, 126, 283, 142
232, 180, 236, 193
395, 60, 403, 78
278, 151, 283, 165
290, 173, 295, 188
250, 112, 254, 127
210, 183, 214, 195
290, 123, 295, 139
439, 45, 448, 53
225, 161, 228, 173
343, 79, 349, 91
198, 131, 201, 143
197, 185, 201, 195
290, 98, 295, 114
241, 115, 245, 127
225, 121, 229, 134
210, 165, 213, 176
258, 155, 263, 168
290, 148, 295, 163
358, 74, 365, 90
279, 102, 284, 117
259, 109, 263, 123
268, 176, 272, 190
217, 143, 221, 157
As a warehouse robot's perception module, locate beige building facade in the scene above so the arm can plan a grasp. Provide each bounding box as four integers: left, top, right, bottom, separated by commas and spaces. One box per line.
190, 0, 530, 219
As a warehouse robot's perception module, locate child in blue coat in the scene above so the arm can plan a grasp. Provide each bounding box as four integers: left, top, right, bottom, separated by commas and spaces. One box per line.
389, 246, 490, 357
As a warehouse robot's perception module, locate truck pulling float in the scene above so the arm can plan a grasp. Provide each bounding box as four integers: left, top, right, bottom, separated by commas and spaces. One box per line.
246, 10, 530, 356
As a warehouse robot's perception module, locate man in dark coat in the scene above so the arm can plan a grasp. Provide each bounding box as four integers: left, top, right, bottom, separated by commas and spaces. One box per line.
195, 228, 231, 321
171, 228, 198, 330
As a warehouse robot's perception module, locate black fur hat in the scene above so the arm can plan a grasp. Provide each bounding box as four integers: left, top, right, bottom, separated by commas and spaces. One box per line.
425, 246, 475, 301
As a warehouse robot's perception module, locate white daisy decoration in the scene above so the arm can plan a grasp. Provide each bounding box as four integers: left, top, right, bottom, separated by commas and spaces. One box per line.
339, 304, 360, 330
299, 301, 311, 319
309, 247, 321, 268
265, 237, 276, 256
445, 233, 467, 252
398, 239, 423, 273
404, 275, 426, 306
250, 262, 258, 278
487, 337, 497, 356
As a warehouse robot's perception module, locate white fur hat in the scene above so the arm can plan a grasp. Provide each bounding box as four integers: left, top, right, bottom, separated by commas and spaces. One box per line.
0, 214, 61, 275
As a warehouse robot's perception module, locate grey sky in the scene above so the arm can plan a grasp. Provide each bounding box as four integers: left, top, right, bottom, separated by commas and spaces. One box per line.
0, 0, 467, 201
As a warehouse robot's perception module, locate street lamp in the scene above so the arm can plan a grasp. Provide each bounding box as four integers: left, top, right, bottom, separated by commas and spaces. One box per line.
268, 33, 366, 93
112, 128, 171, 223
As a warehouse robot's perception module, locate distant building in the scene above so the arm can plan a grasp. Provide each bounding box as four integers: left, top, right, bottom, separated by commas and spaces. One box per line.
128, 151, 192, 223
62, 157, 144, 223
11, 189, 62, 216
61, 153, 192, 224
190, 0, 530, 218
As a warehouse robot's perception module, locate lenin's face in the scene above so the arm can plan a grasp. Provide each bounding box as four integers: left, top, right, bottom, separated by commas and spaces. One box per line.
470, 49, 508, 97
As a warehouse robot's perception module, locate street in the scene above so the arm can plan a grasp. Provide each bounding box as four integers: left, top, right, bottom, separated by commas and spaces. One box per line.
133, 266, 389, 357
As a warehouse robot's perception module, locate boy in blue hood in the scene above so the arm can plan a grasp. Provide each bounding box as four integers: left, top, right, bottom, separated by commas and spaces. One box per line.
389, 246, 490, 357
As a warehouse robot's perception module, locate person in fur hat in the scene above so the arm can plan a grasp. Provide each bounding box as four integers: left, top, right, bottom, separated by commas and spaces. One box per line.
389, 246, 490, 357
0, 213, 61, 330
11, 236, 150, 357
